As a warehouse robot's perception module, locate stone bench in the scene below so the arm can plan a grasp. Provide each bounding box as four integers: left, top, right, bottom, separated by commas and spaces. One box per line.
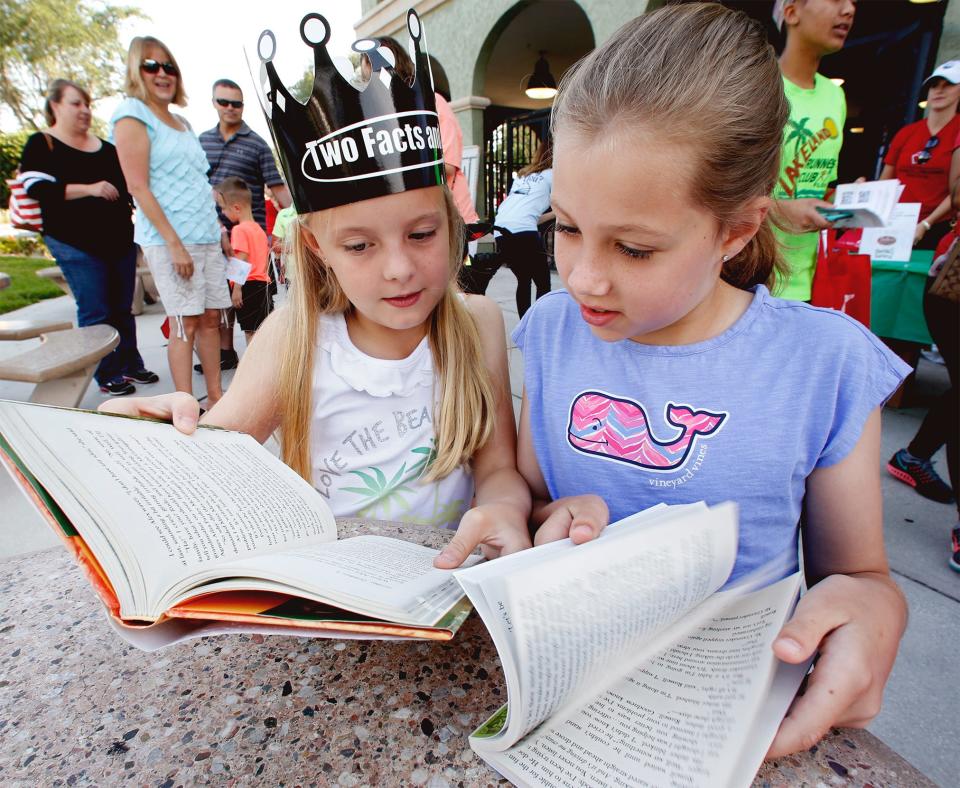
0, 324, 118, 407
35, 266, 71, 295
0, 318, 73, 341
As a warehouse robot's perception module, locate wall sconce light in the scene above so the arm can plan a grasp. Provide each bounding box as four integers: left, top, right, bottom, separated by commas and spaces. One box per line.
849, 127, 865, 134
830, 77, 845, 86
525, 52, 557, 100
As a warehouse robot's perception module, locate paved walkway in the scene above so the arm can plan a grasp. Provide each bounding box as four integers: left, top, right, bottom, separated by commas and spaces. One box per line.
0, 268, 956, 783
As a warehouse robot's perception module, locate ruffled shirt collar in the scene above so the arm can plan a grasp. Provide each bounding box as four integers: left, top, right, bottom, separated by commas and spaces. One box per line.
318, 312, 434, 398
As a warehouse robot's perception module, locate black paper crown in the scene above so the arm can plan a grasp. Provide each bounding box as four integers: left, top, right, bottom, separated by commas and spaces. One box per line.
253, 10, 444, 214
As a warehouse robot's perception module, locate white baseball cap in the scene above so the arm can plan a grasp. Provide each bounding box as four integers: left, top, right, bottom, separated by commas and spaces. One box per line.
924, 61, 960, 87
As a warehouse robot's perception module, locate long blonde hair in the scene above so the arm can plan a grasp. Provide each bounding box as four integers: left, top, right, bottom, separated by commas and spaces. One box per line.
278, 187, 495, 483
551, 2, 789, 290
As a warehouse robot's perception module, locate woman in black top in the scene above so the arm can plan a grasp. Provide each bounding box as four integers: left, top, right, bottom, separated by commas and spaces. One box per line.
19, 79, 156, 395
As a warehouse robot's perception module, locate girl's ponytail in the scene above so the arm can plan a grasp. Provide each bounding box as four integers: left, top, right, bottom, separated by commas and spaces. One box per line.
722, 216, 789, 291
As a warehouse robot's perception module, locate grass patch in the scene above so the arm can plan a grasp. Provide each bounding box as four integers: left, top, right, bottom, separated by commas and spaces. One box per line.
0, 256, 64, 314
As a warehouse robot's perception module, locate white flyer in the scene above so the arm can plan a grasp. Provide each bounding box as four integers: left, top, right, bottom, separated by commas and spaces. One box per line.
224, 256, 252, 285
858, 202, 921, 263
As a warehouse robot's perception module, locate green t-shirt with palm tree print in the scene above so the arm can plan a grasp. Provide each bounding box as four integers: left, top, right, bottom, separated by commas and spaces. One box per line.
772, 73, 846, 301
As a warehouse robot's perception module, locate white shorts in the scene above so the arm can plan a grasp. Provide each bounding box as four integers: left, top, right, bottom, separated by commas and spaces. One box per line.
141, 243, 232, 318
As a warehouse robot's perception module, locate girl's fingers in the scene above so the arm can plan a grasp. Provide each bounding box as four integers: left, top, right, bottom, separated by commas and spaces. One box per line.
97, 393, 200, 435
772, 584, 850, 664
766, 643, 873, 758
434, 512, 487, 568
533, 507, 574, 545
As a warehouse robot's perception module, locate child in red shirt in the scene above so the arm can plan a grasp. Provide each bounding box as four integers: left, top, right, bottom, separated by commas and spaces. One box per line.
214, 177, 274, 344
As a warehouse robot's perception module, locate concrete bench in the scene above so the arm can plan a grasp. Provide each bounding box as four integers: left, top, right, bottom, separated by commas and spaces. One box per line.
0, 324, 118, 407
0, 319, 73, 341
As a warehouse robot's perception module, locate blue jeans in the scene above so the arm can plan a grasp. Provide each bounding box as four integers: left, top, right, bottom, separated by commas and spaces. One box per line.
43, 237, 145, 385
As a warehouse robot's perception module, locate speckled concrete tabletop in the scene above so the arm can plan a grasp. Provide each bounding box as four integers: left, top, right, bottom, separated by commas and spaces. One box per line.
0, 519, 934, 787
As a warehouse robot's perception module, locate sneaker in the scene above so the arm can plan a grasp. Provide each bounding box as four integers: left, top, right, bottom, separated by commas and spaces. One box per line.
220, 349, 239, 371
122, 368, 159, 385
951, 527, 960, 573
99, 379, 136, 396
886, 449, 956, 504
194, 349, 238, 373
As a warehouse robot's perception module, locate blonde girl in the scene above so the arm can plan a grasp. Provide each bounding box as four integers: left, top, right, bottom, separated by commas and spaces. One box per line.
106, 182, 531, 567
513, 3, 910, 758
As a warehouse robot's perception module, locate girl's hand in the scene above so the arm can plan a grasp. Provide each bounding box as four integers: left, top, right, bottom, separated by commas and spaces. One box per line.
87, 181, 120, 201
98, 392, 202, 435
766, 572, 907, 758
231, 284, 243, 309
533, 494, 609, 545
171, 243, 194, 279
434, 502, 532, 569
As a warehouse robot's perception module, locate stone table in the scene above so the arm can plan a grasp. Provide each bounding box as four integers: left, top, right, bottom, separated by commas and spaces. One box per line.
0, 520, 934, 786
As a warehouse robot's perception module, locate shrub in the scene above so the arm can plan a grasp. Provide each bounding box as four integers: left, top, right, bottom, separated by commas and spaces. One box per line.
0, 130, 33, 205
0, 235, 50, 258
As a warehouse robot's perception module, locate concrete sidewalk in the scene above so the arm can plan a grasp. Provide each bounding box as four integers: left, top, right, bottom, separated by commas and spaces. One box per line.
0, 268, 956, 783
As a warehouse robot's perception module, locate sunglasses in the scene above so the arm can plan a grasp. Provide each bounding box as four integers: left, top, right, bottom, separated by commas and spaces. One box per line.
915, 136, 940, 164
141, 59, 178, 77
215, 97, 244, 109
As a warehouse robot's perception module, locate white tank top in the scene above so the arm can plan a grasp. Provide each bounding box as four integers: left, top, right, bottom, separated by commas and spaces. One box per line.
309, 312, 473, 529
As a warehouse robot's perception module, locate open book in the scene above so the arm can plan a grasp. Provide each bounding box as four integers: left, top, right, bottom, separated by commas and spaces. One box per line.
0, 400, 477, 649
454, 504, 806, 788
817, 179, 905, 228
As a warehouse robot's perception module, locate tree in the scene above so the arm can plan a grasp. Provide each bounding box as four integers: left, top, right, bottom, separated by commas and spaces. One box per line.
288, 54, 362, 103
288, 67, 314, 104
0, 0, 141, 131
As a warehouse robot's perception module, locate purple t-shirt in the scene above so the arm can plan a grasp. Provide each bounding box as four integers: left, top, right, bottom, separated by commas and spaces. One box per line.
514, 286, 911, 583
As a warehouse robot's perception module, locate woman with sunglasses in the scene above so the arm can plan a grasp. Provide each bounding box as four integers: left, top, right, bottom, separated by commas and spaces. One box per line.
111, 36, 231, 407
18, 79, 157, 396
880, 61, 960, 251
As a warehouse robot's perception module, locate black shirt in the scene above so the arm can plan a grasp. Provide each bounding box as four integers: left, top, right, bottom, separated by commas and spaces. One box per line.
20, 132, 135, 261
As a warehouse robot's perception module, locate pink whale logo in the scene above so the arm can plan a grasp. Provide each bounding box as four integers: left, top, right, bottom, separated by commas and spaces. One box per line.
567, 391, 727, 471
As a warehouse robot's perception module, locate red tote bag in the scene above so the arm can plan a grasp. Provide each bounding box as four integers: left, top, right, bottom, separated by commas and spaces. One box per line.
810, 230, 871, 327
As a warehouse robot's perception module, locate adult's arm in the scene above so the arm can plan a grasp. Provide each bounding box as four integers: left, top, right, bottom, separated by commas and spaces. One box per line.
113, 117, 195, 278
268, 183, 292, 209
21, 133, 121, 204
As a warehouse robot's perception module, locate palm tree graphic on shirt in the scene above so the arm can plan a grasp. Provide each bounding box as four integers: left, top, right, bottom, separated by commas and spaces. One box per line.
786, 117, 817, 157
341, 442, 438, 519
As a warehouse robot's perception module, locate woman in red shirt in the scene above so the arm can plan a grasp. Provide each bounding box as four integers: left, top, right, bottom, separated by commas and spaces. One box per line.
881, 61, 960, 250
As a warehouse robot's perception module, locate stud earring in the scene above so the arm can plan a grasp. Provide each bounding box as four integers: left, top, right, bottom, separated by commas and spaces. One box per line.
721, 254, 730, 262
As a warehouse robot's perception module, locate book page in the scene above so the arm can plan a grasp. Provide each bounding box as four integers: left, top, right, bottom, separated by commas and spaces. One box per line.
174, 535, 480, 626
461, 504, 738, 751
0, 402, 336, 616
479, 574, 801, 788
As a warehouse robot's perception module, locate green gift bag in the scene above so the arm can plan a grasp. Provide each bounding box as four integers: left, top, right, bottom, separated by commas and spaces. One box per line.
870, 251, 934, 345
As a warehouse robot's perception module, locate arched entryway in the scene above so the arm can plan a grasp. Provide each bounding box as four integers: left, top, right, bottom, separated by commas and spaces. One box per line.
473, 0, 595, 219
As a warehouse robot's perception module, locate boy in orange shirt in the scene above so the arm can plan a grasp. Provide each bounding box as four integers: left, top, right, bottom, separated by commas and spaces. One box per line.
214, 177, 273, 345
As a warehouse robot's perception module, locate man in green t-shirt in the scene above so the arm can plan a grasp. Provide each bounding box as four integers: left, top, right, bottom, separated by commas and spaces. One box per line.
772, 0, 857, 301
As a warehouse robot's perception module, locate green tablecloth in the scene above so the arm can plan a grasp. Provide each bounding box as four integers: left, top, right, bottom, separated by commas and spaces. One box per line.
870, 250, 933, 345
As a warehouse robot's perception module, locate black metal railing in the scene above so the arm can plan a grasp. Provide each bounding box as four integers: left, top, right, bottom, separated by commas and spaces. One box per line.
483, 108, 551, 221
